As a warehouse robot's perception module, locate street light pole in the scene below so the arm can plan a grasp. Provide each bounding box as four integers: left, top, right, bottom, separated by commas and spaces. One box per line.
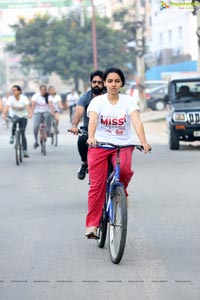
135, 0, 146, 111
91, 0, 98, 70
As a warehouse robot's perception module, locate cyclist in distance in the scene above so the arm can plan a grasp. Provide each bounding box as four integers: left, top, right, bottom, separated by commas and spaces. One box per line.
66, 88, 79, 123
69, 70, 105, 180
85, 67, 151, 238
2, 85, 32, 158
48, 85, 63, 130
0, 92, 10, 125
31, 85, 53, 149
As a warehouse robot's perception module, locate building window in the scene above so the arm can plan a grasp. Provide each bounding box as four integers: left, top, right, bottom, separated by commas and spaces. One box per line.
178, 26, 182, 38
168, 30, 172, 42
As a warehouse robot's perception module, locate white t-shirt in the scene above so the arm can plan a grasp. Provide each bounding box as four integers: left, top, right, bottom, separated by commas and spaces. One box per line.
67, 92, 79, 107
32, 93, 50, 113
48, 94, 61, 111
87, 93, 139, 145
7, 94, 29, 118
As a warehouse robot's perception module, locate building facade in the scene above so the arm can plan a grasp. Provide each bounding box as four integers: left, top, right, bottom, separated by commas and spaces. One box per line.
147, 3, 198, 79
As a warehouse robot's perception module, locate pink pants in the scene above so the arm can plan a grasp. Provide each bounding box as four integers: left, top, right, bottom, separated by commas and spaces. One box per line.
86, 147, 134, 227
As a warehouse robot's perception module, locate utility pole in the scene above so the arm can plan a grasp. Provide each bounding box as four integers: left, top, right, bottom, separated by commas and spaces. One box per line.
135, 0, 146, 111
91, 0, 98, 70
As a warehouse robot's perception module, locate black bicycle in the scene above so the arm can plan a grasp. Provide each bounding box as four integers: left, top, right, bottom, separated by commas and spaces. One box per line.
39, 114, 47, 156
96, 142, 145, 264
51, 116, 58, 147
12, 116, 23, 166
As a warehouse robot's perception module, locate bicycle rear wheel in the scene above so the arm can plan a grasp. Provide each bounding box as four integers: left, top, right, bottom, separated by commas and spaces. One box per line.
97, 205, 108, 248
109, 186, 127, 264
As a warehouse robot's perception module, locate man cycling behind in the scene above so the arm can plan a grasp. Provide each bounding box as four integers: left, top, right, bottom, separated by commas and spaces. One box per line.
2, 85, 32, 158
69, 70, 105, 180
31, 85, 53, 149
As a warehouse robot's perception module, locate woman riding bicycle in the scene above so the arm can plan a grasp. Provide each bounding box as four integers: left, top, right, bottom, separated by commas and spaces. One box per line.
31, 85, 53, 149
48, 85, 63, 130
85, 67, 151, 239
2, 85, 32, 158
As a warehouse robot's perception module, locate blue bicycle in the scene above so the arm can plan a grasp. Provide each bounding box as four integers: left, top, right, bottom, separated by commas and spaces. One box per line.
96, 142, 144, 264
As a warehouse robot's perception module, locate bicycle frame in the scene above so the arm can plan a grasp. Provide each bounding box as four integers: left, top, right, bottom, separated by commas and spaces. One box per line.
96, 142, 148, 263
12, 117, 23, 165
12, 117, 22, 143
97, 143, 143, 225
40, 123, 47, 141
106, 152, 123, 225
39, 114, 47, 142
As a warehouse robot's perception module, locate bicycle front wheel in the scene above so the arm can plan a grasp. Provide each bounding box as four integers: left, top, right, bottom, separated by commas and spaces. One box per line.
54, 129, 58, 147
53, 122, 58, 147
109, 186, 127, 264
41, 137, 46, 155
15, 133, 20, 165
19, 137, 23, 163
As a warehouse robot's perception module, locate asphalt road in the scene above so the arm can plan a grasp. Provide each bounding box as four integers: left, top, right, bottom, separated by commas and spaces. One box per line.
0, 113, 200, 300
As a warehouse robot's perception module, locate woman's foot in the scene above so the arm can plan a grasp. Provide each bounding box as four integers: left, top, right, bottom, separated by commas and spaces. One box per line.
85, 226, 98, 239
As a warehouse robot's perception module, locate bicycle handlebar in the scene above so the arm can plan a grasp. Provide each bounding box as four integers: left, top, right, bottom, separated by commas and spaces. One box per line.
95, 142, 145, 151
68, 129, 151, 152
67, 129, 88, 136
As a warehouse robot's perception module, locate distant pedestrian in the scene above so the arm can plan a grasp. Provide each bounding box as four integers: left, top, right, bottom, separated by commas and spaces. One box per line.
48, 86, 63, 123
31, 85, 53, 149
66, 89, 79, 123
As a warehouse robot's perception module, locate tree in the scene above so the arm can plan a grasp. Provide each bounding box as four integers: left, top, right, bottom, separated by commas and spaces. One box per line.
7, 12, 133, 89
112, 6, 138, 73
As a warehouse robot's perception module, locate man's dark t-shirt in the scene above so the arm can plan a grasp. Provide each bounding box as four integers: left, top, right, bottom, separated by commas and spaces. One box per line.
77, 90, 94, 128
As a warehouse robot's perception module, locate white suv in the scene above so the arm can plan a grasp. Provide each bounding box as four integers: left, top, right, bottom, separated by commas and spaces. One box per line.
126, 80, 168, 96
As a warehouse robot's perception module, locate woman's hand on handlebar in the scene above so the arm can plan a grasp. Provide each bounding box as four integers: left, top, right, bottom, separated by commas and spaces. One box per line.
87, 137, 97, 146
141, 142, 151, 154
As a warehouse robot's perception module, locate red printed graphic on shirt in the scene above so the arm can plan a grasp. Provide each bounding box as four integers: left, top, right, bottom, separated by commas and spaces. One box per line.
100, 114, 127, 135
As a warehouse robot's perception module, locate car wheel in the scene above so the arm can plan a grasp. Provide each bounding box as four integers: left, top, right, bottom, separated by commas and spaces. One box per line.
169, 128, 179, 150
155, 100, 165, 111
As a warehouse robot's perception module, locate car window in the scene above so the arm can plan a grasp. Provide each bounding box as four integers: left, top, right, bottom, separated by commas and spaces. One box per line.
172, 81, 200, 102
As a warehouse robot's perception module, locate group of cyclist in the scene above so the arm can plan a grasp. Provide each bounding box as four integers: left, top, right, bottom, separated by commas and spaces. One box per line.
1, 84, 63, 157
69, 67, 151, 239
1, 67, 151, 240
